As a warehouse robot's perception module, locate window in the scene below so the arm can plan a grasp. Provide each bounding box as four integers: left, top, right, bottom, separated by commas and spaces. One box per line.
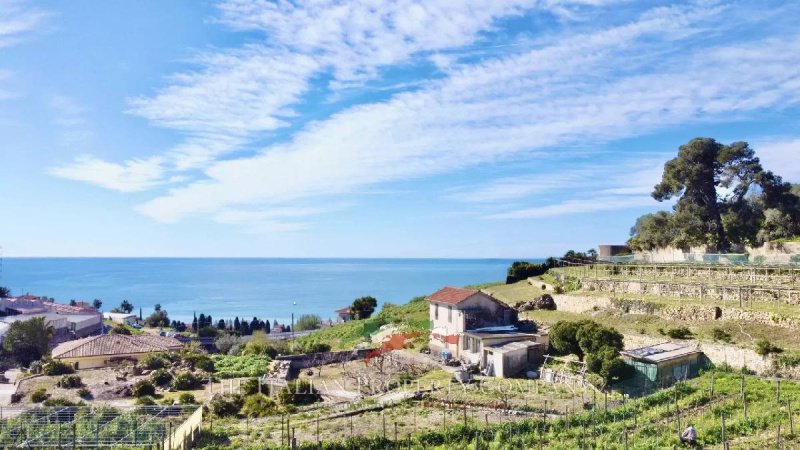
434, 304, 438, 320
448, 306, 452, 322
463, 337, 470, 351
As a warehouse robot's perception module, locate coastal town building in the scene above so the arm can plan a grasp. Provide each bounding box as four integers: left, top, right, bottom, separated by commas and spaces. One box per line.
427, 286, 548, 378
52, 334, 183, 369
335, 307, 354, 322
0, 295, 104, 342
621, 342, 707, 387
103, 312, 138, 325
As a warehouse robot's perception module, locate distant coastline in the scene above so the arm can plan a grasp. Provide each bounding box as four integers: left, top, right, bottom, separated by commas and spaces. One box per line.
0, 257, 542, 323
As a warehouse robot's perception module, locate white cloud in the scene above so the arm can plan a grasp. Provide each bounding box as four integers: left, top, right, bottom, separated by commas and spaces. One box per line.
754, 138, 800, 182
49, 156, 168, 193
137, 3, 800, 223
487, 196, 656, 219
0, 0, 48, 48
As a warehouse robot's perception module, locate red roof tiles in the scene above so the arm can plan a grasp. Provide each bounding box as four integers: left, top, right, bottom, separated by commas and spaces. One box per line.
426, 286, 479, 305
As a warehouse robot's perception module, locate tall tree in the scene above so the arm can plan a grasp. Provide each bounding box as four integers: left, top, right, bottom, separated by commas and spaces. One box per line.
92, 299, 102, 310
351, 296, 378, 319
0, 286, 11, 297
2, 317, 53, 366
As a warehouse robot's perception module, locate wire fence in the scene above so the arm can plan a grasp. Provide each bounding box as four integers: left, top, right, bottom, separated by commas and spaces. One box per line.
0, 404, 199, 448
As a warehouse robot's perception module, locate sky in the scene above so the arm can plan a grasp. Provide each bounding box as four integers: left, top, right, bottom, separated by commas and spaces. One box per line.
0, 0, 799, 258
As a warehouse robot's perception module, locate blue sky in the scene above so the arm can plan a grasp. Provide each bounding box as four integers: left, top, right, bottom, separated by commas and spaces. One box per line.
1, 0, 799, 258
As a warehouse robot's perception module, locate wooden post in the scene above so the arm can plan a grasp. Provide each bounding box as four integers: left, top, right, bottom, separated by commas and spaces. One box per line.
350, 415, 354, 439
743, 391, 748, 420
316, 413, 320, 445
721, 414, 726, 449
777, 379, 781, 402
789, 399, 794, 435
383, 411, 387, 441
710, 372, 715, 397
394, 422, 398, 448
464, 405, 467, 427
73, 422, 77, 450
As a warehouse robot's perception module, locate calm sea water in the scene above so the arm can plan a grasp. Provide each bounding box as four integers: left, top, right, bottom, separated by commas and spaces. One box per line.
0, 258, 527, 323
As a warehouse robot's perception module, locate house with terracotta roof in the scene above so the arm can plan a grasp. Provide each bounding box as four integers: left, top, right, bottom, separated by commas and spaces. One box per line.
335, 307, 354, 322
427, 286, 548, 378
51, 334, 183, 369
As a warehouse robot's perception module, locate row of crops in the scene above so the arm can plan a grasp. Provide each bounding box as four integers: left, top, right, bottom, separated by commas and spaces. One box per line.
241, 370, 800, 450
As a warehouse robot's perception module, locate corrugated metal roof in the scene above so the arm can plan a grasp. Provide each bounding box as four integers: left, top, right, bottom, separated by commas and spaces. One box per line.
621, 342, 700, 363
52, 334, 183, 359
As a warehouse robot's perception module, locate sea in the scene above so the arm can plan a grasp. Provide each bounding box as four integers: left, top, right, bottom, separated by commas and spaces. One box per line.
0, 258, 530, 323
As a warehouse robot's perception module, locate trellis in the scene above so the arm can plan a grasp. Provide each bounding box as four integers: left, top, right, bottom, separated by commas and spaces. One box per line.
0, 405, 197, 448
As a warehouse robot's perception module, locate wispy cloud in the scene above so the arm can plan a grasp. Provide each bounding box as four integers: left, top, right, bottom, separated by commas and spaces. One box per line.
754, 137, 800, 182
0, 0, 48, 48
136, 3, 800, 224
46, 0, 800, 233
49, 156, 169, 193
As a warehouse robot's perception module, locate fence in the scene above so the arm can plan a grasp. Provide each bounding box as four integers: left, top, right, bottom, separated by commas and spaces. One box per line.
0, 404, 197, 448
163, 405, 202, 450
601, 252, 800, 265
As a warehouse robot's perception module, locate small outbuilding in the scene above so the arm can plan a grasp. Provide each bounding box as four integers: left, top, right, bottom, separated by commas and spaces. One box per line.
483, 340, 545, 378
621, 342, 706, 387
103, 312, 138, 325
52, 334, 183, 370
335, 307, 354, 322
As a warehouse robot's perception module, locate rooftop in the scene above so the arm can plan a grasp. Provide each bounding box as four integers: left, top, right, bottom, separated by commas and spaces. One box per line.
427, 286, 480, 305
621, 342, 701, 363
487, 340, 542, 353
52, 334, 183, 359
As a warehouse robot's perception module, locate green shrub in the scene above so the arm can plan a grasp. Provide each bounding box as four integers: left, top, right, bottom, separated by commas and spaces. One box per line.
241, 378, 262, 395
209, 394, 243, 417
42, 360, 75, 375
58, 374, 83, 388
278, 380, 321, 406
179, 392, 197, 404
756, 339, 783, 357
135, 395, 156, 406
77, 388, 92, 399
132, 380, 156, 397
30, 388, 49, 403
172, 371, 201, 390
141, 353, 170, 370
150, 368, 173, 386
665, 326, 693, 339
42, 397, 80, 407
182, 353, 214, 372
242, 394, 277, 417
711, 328, 732, 343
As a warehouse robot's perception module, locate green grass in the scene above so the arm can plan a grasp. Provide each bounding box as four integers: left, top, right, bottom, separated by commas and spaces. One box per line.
296, 296, 431, 350
480, 280, 546, 305
771, 236, 800, 244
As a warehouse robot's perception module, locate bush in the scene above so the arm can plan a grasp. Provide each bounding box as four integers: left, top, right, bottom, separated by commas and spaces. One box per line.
110, 324, 132, 335
214, 334, 242, 355
242, 394, 278, 417
294, 314, 322, 331
665, 326, 693, 339
241, 378, 262, 395
132, 380, 156, 397
42, 397, 81, 407
135, 396, 157, 406
182, 353, 215, 372
77, 388, 92, 399
209, 394, 244, 417
151, 368, 173, 386
30, 388, 50, 403
58, 374, 83, 388
198, 326, 218, 338
42, 360, 75, 376
179, 392, 197, 404
711, 328, 732, 343
172, 371, 201, 390
278, 380, 321, 406
756, 339, 783, 357
141, 353, 170, 370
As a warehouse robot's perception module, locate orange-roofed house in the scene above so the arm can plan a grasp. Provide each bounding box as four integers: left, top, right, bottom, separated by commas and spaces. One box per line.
427, 286, 549, 377
335, 307, 354, 322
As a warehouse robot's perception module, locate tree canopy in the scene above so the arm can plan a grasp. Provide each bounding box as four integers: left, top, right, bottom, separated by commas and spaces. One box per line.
2, 317, 53, 366
0, 286, 11, 298
351, 296, 378, 319
629, 138, 800, 251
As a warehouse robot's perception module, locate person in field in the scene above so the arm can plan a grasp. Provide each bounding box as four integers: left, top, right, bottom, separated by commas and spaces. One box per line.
680, 423, 697, 447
